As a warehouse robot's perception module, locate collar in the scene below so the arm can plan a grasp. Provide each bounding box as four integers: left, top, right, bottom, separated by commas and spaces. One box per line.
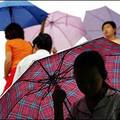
35, 49, 50, 54
77, 88, 116, 115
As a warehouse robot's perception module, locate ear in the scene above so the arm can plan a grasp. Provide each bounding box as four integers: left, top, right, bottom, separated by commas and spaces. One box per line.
32, 45, 38, 53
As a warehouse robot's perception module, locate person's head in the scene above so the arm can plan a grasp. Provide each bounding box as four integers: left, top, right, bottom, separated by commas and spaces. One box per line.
5, 23, 24, 40
32, 33, 52, 53
102, 21, 117, 39
74, 51, 107, 97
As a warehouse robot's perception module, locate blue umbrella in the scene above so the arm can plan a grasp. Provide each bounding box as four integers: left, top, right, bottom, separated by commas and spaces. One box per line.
0, 1, 48, 30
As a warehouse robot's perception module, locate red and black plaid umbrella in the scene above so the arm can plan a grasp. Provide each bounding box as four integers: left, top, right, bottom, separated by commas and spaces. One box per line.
0, 37, 120, 119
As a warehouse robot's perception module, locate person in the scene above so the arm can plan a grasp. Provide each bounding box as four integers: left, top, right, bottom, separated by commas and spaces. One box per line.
102, 21, 120, 44
12, 33, 52, 86
4, 23, 32, 93
52, 51, 120, 120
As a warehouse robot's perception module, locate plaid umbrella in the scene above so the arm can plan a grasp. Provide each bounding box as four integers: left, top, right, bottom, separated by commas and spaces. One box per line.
0, 37, 120, 119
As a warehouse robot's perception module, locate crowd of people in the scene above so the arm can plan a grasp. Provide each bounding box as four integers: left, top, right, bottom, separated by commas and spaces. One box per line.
2, 21, 120, 119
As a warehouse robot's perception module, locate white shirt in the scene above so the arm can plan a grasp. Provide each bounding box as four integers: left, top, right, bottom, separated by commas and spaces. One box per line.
67, 89, 120, 120
13, 49, 50, 84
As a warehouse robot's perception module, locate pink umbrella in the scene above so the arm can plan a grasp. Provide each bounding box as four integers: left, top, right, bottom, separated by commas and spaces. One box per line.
24, 25, 41, 42
24, 11, 85, 51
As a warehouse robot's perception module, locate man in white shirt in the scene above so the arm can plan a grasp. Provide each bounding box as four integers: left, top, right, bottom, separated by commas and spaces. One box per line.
13, 33, 53, 84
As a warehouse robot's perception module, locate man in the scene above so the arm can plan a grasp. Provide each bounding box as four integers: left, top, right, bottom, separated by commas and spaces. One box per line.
53, 51, 120, 120
102, 21, 120, 44
12, 33, 52, 84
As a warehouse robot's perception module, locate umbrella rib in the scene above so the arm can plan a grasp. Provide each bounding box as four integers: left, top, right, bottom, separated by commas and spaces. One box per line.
20, 78, 49, 83
36, 60, 51, 78
63, 101, 73, 118
22, 6, 43, 24
88, 12, 105, 22
53, 51, 69, 75
51, 15, 67, 23
58, 65, 73, 77
106, 7, 113, 21
42, 83, 54, 100
31, 29, 41, 41
56, 76, 73, 81
56, 77, 74, 84
58, 70, 73, 82
55, 21, 84, 32
9, 7, 14, 22
25, 83, 47, 96
54, 24, 73, 46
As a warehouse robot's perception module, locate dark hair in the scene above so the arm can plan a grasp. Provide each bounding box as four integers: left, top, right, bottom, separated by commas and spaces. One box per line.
102, 21, 117, 35
5, 23, 24, 40
74, 51, 107, 80
33, 33, 52, 52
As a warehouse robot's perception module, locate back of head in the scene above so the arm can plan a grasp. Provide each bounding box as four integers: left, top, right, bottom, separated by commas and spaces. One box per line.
74, 51, 107, 80
33, 33, 52, 52
5, 23, 24, 40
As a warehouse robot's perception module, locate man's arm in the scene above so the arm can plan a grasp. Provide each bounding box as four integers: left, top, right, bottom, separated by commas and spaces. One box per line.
4, 51, 12, 80
52, 86, 66, 120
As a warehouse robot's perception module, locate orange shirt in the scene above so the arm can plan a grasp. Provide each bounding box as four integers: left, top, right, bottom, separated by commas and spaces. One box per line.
6, 39, 33, 69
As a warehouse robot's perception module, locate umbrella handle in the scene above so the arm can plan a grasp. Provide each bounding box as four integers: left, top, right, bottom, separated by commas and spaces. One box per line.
40, 17, 47, 33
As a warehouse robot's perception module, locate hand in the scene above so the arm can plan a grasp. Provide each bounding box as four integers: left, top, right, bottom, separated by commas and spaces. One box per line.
4, 76, 8, 81
52, 47, 57, 54
52, 85, 66, 105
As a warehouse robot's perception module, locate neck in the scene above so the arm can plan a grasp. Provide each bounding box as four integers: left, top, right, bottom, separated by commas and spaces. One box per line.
86, 82, 108, 102
106, 35, 116, 41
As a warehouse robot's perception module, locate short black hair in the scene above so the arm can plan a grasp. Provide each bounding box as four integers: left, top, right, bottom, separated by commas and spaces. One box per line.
74, 51, 107, 80
5, 23, 24, 40
33, 33, 52, 52
102, 21, 117, 31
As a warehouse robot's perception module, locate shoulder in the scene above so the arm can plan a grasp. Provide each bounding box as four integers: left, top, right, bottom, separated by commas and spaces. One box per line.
6, 40, 12, 45
18, 54, 34, 66
6, 39, 18, 46
72, 97, 85, 112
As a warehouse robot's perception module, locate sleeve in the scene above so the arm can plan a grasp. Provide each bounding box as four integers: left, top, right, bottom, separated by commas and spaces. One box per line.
13, 55, 33, 83
5, 41, 12, 53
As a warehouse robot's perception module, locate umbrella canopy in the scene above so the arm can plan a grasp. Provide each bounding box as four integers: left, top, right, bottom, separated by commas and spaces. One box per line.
0, 37, 120, 119
25, 11, 85, 51
0, 1, 48, 30
24, 24, 41, 41
83, 6, 120, 41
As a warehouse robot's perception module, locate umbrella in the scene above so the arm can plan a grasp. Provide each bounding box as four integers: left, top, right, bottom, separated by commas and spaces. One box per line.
0, 1, 48, 30
24, 25, 41, 41
25, 11, 85, 51
24, 24, 41, 42
0, 37, 120, 119
83, 6, 120, 41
